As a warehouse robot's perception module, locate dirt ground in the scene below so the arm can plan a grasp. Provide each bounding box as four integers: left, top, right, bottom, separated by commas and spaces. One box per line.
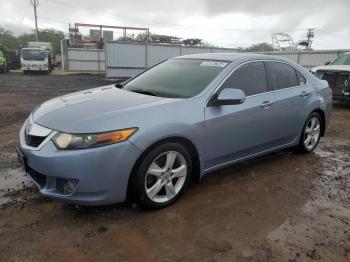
0, 72, 350, 262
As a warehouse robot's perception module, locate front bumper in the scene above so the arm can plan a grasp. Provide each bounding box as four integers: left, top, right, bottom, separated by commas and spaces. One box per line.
333, 95, 350, 102
21, 66, 48, 71
18, 126, 141, 206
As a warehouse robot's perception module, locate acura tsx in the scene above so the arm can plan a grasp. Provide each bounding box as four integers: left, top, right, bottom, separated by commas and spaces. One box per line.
17, 53, 332, 209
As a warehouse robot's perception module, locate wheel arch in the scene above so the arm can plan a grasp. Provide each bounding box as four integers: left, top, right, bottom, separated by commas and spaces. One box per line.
311, 108, 326, 136
126, 136, 202, 200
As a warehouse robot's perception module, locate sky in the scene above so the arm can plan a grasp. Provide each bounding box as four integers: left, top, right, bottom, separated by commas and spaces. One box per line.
1, 0, 350, 50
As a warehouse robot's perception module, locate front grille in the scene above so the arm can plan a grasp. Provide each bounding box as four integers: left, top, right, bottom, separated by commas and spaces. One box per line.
25, 133, 47, 147
321, 71, 350, 96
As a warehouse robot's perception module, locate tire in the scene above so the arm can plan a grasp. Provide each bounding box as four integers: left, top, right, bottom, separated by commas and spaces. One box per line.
296, 112, 322, 153
131, 143, 192, 209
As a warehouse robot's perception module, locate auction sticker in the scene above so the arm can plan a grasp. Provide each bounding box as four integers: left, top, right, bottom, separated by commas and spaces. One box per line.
200, 61, 227, 67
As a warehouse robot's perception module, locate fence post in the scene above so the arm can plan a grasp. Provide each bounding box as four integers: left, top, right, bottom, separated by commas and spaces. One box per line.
97, 49, 101, 72
104, 42, 108, 78
297, 52, 301, 64
145, 42, 148, 68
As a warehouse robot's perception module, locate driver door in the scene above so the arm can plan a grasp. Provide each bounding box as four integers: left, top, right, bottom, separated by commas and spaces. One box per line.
204, 61, 278, 171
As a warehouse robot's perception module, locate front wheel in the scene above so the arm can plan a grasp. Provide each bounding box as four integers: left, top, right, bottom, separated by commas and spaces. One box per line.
297, 112, 322, 153
132, 143, 192, 209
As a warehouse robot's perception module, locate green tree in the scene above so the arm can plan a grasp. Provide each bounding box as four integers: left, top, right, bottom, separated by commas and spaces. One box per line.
239, 42, 274, 52
0, 27, 65, 55
0, 28, 19, 50
18, 29, 65, 54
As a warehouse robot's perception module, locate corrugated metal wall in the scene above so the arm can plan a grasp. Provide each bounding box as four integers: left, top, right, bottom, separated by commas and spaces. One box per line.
256, 50, 349, 68
105, 42, 237, 78
64, 43, 350, 77
67, 48, 105, 71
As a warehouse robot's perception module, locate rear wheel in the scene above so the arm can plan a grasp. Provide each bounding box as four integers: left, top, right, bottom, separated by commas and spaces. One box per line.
297, 112, 322, 153
132, 143, 192, 209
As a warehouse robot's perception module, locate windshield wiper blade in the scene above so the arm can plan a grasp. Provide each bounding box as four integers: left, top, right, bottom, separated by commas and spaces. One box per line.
131, 89, 160, 97
115, 82, 124, 89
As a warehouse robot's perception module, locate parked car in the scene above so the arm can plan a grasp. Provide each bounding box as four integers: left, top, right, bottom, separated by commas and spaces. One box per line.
311, 52, 350, 102
0, 50, 8, 73
17, 53, 332, 209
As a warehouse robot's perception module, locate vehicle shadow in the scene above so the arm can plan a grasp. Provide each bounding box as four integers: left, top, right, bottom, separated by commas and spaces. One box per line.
59, 147, 317, 219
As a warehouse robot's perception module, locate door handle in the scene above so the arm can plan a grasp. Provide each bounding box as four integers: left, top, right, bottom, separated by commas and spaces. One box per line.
300, 91, 309, 97
261, 101, 273, 108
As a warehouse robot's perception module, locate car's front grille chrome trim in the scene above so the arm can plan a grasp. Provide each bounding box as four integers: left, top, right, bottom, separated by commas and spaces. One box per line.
20, 115, 57, 151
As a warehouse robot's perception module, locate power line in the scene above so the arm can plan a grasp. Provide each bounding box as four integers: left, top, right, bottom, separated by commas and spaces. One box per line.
29, 0, 350, 49
19, 1, 32, 29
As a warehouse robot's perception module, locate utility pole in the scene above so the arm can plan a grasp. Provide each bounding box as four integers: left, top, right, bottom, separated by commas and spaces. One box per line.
306, 28, 315, 50
31, 0, 39, 41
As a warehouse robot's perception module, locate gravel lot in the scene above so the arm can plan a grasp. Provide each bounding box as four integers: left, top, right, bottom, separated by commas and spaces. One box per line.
0, 72, 350, 261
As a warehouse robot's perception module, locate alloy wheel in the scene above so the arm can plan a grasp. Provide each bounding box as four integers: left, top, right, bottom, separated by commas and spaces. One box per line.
303, 116, 321, 151
144, 151, 187, 203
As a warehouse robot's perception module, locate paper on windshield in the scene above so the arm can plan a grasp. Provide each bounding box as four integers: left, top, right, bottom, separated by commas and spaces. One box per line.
200, 61, 227, 67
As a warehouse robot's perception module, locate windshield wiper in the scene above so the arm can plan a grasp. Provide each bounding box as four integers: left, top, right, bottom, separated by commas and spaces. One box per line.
131, 89, 160, 97
115, 82, 124, 89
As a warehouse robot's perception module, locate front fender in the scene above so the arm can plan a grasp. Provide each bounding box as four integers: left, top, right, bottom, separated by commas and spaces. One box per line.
129, 122, 205, 156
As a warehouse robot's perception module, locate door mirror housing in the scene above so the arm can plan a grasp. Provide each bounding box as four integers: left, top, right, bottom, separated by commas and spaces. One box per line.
325, 61, 331, 65
209, 88, 246, 106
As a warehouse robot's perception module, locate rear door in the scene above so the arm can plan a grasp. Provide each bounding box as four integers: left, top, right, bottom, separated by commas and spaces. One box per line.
265, 61, 310, 144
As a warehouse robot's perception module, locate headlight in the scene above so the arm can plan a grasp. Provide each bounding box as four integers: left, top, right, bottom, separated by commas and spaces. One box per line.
52, 128, 138, 150
315, 71, 325, 79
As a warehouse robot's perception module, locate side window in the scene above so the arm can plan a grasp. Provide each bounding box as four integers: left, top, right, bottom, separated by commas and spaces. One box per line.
267, 61, 299, 91
221, 62, 267, 96
296, 70, 307, 85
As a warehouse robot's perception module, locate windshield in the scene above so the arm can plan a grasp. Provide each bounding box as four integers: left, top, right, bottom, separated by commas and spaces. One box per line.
21, 49, 47, 61
331, 54, 350, 65
123, 59, 227, 98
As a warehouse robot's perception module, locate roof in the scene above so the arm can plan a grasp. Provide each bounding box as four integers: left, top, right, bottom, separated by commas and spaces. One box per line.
175, 53, 242, 61
173, 52, 292, 62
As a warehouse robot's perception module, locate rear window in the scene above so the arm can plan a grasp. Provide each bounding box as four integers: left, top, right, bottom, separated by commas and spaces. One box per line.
266, 61, 299, 91
296, 71, 307, 85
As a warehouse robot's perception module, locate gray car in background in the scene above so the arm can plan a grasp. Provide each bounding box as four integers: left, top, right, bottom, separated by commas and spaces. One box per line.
17, 53, 332, 209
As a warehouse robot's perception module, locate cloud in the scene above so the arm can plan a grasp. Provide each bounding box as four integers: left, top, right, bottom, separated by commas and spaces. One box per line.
1, 0, 350, 49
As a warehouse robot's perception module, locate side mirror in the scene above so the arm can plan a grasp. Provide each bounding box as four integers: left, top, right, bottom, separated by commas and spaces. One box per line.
209, 88, 246, 106
325, 61, 331, 65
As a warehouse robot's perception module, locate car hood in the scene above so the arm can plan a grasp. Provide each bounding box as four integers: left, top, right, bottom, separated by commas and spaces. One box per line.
311, 65, 350, 72
32, 85, 171, 133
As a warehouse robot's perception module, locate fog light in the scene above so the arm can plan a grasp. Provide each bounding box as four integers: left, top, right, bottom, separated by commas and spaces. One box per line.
63, 179, 78, 194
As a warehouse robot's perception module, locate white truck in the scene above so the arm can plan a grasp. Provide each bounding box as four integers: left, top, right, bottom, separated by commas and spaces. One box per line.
21, 42, 53, 74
